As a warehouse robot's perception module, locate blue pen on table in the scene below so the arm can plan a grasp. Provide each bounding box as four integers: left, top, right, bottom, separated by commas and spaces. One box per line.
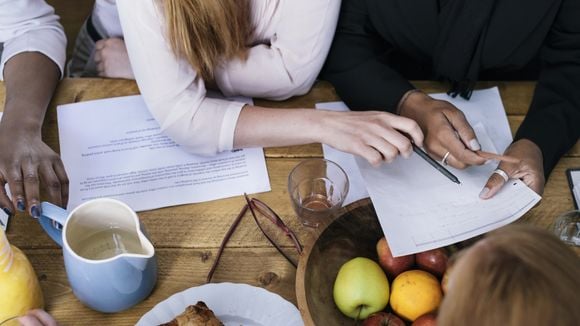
412, 144, 461, 184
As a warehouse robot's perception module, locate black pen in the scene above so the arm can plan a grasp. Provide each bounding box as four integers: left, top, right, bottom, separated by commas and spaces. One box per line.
412, 144, 461, 184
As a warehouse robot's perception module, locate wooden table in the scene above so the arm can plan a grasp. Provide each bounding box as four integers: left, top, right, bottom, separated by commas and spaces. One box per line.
1, 79, 579, 325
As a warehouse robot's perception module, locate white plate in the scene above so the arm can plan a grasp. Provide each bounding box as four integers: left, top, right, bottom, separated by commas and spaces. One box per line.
137, 282, 303, 326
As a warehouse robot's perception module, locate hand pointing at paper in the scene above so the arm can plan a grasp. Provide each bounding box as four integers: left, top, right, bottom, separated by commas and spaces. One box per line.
398, 90, 487, 169
479, 139, 545, 199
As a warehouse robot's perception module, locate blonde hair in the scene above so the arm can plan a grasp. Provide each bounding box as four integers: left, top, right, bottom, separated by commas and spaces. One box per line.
438, 224, 580, 326
162, 0, 252, 81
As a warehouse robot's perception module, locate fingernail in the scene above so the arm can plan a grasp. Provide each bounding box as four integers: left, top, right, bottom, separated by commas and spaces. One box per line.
2, 207, 12, 216
30, 205, 41, 219
469, 139, 481, 151
17, 199, 25, 212
479, 187, 490, 199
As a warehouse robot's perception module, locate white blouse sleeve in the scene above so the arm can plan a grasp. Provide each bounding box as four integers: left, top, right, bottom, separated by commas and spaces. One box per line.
0, 0, 66, 79
214, 0, 341, 101
117, 0, 246, 156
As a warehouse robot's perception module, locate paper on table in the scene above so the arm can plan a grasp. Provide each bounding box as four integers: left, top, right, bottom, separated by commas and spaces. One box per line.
57, 95, 271, 211
570, 170, 580, 209
317, 87, 541, 256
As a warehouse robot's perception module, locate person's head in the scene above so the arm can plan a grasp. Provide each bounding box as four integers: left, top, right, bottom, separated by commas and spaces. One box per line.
162, 0, 252, 81
438, 224, 580, 326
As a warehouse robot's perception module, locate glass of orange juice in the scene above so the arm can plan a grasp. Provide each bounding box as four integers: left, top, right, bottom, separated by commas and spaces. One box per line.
288, 159, 349, 228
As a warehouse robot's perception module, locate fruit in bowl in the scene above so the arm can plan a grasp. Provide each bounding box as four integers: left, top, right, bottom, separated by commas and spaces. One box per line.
296, 199, 457, 325
415, 248, 449, 278
412, 312, 437, 326
362, 312, 406, 326
333, 257, 390, 319
389, 270, 443, 322
376, 237, 415, 279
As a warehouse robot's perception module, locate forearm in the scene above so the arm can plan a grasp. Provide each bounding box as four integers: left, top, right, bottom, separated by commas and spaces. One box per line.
515, 85, 580, 177
1, 52, 60, 132
516, 0, 580, 176
233, 106, 324, 149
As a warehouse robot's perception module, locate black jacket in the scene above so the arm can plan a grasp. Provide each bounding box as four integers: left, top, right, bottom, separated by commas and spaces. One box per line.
321, 0, 580, 177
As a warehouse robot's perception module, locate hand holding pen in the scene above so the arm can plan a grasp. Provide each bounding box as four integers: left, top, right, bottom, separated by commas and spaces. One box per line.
398, 89, 521, 186
398, 90, 487, 169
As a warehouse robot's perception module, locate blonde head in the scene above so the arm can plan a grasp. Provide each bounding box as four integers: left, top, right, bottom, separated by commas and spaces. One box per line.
438, 224, 580, 326
162, 0, 252, 81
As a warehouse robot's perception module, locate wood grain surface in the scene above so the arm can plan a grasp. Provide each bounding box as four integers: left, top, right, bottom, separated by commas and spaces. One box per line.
1, 79, 578, 325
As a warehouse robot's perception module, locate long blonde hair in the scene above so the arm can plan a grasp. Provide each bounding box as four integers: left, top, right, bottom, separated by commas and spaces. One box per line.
162, 0, 252, 81
438, 224, 580, 326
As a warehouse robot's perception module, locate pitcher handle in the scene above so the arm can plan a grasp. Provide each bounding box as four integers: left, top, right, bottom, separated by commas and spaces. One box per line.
39, 202, 68, 247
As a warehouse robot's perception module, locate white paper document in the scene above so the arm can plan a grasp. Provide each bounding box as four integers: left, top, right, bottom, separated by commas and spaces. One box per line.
569, 169, 580, 209
318, 88, 541, 256
57, 95, 271, 211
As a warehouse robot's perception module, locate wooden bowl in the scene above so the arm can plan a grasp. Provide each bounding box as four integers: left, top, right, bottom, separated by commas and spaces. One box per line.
296, 198, 383, 325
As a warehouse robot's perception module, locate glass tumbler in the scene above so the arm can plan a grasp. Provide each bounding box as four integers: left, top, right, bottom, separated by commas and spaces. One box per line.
288, 159, 349, 228
552, 210, 580, 246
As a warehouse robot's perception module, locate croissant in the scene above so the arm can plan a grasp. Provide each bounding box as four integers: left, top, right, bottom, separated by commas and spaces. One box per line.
160, 301, 223, 326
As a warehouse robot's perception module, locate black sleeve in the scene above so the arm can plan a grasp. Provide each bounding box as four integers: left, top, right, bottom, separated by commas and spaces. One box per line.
514, 0, 580, 177
319, 0, 414, 113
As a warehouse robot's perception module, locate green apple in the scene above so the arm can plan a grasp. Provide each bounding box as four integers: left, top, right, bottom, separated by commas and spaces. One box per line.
333, 257, 390, 319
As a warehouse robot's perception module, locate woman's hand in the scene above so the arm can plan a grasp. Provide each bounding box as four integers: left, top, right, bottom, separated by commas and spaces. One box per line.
479, 139, 545, 199
17, 309, 59, 326
318, 110, 424, 167
1, 52, 67, 218
0, 128, 68, 217
399, 91, 486, 168
234, 106, 422, 166
94, 38, 134, 79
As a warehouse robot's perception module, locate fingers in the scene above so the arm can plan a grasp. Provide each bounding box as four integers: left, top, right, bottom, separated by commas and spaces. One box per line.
39, 162, 63, 208
443, 109, 481, 151
423, 139, 471, 169
441, 128, 486, 168
480, 162, 518, 199
3, 163, 67, 217
373, 125, 414, 159
352, 114, 419, 165
479, 170, 507, 199
419, 101, 484, 168
0, 173, 14, 216
389, 115, 424, 147
94, 40, 104, 75
355, 144, 385, 168
21, 161, 41, 218
18, 309, 58, 326
5, 166, 26, 213
18, 315, 45, 326
53, 161, 69, 208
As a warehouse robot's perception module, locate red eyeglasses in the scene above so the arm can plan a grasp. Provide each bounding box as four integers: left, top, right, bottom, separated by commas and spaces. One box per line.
207, 194, 303, 283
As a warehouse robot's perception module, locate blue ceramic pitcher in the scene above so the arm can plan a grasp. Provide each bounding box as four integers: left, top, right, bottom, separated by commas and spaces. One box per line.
39, 198, 157, 313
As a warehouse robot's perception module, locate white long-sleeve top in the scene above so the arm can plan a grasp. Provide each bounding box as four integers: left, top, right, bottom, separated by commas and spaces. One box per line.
117, 0, 340, 155
0, 0, 66, 79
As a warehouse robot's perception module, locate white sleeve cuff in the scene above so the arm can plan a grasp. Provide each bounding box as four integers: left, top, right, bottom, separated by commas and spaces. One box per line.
157, 96, 246, 156
218, 101, 245, 152
0, 28, 66, 79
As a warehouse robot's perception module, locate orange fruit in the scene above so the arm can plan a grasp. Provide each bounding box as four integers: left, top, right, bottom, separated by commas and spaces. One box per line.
389, 270, 442, 321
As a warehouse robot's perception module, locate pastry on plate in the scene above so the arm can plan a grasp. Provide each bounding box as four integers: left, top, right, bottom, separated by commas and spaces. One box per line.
159, 301, 223, 326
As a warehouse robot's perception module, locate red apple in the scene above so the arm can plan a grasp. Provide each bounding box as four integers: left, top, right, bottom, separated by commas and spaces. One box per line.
362, 312, 406, 326
416, 248, 448, 278
411, 312, 437, 326
376, 237, 415, 279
